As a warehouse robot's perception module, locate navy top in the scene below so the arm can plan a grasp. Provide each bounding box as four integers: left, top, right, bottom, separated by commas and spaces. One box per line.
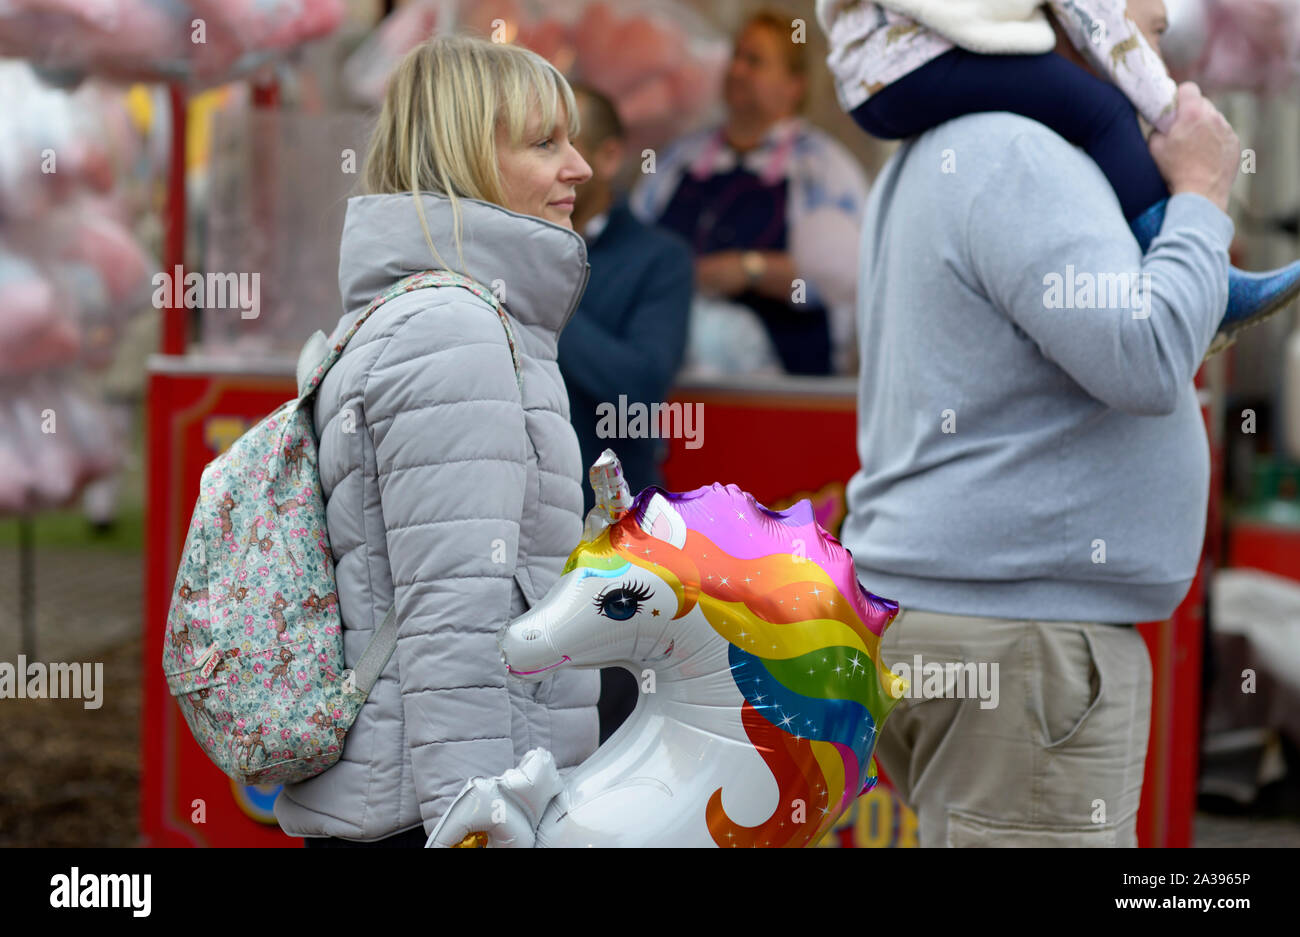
655, 155, 832, 375
557, 198, 694, 513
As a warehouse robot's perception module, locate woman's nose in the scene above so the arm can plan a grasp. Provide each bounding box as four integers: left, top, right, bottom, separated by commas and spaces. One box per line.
565, 147, 593, 184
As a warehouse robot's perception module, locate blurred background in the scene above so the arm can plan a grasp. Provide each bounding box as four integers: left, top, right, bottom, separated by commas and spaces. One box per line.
1, 0, 1299, 848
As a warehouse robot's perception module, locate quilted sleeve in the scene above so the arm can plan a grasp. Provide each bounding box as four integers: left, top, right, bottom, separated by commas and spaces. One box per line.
361, 293, 528, 836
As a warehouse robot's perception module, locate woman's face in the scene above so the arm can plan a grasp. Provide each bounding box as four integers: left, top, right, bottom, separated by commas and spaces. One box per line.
496, 98, 592, 229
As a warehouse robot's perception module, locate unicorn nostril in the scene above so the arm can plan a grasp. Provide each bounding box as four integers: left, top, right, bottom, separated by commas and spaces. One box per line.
524, 630, 542, 641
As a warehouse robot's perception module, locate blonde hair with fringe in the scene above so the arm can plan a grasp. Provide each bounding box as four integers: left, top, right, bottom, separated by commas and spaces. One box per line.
363, 34, 581, 274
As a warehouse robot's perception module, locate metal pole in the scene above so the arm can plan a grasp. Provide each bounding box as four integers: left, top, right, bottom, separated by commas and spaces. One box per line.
162, 84, 189, 356
18, 515, 34, 660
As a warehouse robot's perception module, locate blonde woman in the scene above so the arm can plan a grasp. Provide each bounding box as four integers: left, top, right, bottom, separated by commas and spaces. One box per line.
274, 35, 599, 846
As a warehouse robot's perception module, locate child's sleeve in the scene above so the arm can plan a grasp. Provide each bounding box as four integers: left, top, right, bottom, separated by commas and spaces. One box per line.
816, 0, 954, 115
1046, 0, 1179, 132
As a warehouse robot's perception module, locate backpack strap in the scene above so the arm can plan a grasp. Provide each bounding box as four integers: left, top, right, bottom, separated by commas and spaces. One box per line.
342, 604, 398, 699
297, 270, 522, 401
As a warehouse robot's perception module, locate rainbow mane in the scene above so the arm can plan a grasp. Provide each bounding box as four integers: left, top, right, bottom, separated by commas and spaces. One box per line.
568, 483, 904, 847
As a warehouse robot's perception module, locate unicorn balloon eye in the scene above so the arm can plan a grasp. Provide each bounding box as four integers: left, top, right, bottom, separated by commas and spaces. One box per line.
593, 582, 653, 621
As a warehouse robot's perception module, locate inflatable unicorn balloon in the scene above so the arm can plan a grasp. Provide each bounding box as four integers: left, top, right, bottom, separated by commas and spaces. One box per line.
428, 451, 906, 848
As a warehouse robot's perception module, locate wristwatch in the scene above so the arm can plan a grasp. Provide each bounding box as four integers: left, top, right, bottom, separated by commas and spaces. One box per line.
740, 250, 766, 287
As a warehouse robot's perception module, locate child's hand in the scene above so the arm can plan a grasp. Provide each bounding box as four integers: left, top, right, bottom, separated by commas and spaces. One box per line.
1148, 83, 1240, 213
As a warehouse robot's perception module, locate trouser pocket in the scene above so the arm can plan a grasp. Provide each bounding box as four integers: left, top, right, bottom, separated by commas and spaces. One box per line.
1026, 623, 1149, 836
1031, 623, 1104, 750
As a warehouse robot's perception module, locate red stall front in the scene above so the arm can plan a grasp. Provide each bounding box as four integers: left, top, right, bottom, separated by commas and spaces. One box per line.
141, 357, 307, 846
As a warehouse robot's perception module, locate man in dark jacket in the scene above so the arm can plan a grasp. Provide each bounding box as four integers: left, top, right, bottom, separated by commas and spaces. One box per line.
559, 85, 693, 742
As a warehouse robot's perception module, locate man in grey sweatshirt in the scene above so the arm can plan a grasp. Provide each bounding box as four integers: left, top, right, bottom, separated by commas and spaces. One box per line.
841, 76, 1240, 845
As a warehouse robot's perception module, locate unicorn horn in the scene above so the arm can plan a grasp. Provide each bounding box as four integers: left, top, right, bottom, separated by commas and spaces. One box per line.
583, 449, 633, 539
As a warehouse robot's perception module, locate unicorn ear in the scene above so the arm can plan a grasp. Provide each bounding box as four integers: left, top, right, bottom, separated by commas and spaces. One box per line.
638, 492, 687, 549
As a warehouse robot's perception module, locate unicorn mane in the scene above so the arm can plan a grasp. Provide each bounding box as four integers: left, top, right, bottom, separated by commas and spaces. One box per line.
584, 483, 904, 846
629, 484, 898, 635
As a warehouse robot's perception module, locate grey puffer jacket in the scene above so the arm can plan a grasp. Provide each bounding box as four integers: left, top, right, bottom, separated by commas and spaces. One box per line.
273, 192, 600, 841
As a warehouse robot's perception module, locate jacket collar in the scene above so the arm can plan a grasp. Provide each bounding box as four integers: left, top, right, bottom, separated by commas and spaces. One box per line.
337, 191, 590, 334
689, 116, 805, 186
585, 197, 635, 248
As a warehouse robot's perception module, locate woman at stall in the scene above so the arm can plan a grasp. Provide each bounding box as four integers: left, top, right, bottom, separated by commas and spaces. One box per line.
273, 34, 600, 846
630, 8, 869, 376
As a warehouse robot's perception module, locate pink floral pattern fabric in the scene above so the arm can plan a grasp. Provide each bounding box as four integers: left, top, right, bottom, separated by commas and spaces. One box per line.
162, 271, 516, 786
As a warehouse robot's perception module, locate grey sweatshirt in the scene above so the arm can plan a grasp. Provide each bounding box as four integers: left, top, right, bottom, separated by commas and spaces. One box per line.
841, 112, 1234, 623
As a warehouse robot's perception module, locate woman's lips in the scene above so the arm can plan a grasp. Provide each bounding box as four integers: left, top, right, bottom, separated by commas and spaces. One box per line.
549, 198, 575, 209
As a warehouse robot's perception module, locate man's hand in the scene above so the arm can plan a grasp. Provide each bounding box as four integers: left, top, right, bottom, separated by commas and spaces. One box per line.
696, 250, 800, 303
696, 251, 749, 298
1149, 83, 1240, 213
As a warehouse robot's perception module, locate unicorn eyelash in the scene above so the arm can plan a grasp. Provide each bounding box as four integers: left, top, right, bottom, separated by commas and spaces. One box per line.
593, 580, 654, 621
593, 580, 652, 601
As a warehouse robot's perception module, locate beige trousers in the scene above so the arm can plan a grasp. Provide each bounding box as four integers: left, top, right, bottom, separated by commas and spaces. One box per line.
874, 609, 1153, 847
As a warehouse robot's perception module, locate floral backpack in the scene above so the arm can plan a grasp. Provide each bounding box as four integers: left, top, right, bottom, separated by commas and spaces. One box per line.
162, 270, 519, 786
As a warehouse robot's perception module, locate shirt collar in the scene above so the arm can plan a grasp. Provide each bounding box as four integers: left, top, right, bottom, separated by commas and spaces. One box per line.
583, 210, 610, 243
688, 116, 805, 186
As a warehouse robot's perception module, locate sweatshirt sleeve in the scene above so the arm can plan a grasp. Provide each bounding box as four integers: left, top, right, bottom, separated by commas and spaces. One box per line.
965, 128, 1234, 416
362, 296, 528, 835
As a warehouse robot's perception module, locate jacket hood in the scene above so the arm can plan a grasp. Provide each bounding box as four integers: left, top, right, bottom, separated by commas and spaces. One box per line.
337, 191, 590, 333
